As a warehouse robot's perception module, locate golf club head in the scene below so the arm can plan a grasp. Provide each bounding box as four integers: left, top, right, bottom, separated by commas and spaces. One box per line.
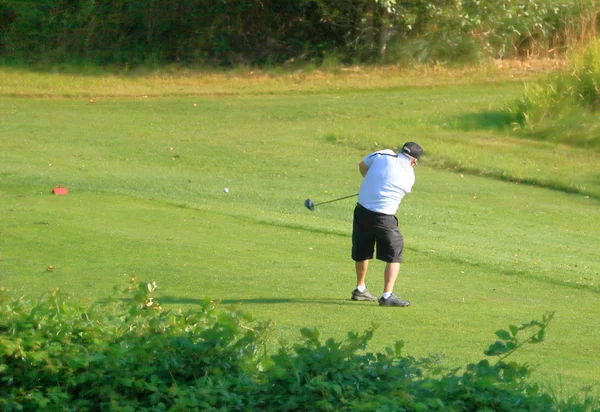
304, 198, 315, 211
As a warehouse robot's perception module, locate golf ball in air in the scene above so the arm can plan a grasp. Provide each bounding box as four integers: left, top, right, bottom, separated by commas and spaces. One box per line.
223, 188, 229, 193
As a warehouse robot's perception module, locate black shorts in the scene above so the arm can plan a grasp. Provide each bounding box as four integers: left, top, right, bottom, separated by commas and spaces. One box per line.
352, 203, 404, 263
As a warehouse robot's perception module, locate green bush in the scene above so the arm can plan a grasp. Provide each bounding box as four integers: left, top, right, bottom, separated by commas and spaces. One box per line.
0, 279, 597, 411
0, 278, 272, 410
385, 0, 599, 64
468, 0, 596, 59
0, 0, 597, 67
511, 39, 600, 148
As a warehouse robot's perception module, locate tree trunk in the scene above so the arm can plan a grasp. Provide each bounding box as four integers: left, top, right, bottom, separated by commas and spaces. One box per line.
365, 0, 375, 60
379, 5, 390, 60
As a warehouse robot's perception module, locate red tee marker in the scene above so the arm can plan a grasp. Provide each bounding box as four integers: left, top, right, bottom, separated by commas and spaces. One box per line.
52, 185, 68, 195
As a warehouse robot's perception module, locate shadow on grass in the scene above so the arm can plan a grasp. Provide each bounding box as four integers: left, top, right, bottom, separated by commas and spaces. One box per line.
165, 200, 351, 238
429, 252, 600, 294
450, 110, 516, 131
158, 296, 361, 306
432, 160, 598, 200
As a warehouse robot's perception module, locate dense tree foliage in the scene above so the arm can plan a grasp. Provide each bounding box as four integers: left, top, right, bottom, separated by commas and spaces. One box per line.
0, 0, 597, 67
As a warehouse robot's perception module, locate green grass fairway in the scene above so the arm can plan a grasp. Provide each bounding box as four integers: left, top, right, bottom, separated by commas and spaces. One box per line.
1, 71, 599, 398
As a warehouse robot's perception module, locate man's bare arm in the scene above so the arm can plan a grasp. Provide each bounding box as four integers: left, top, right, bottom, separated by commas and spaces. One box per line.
359, 161, 369, 177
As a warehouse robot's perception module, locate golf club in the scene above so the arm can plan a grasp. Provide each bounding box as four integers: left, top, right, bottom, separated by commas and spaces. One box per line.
304, 193, 358, 211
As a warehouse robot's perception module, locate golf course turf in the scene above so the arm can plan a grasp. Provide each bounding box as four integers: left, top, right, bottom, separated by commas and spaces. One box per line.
0, 66, 598, 399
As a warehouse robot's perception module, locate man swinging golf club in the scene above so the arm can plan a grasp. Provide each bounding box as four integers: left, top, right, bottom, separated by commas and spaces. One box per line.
351, 142, 423, 307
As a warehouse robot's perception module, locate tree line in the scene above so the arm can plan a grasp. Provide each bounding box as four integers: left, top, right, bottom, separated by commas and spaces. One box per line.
0, 0, 597, 67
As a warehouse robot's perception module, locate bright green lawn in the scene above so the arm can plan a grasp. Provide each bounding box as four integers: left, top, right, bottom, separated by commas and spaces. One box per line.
1, 78, 599, 398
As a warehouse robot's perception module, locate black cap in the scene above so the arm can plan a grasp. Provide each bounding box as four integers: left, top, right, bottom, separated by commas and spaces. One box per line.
400, 142, 423, 162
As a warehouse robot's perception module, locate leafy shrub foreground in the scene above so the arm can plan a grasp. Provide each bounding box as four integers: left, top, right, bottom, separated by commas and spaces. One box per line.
0, 278, 596, 411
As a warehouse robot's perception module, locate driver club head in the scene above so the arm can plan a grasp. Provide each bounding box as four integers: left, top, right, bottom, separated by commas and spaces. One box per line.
304, 198, 315, 211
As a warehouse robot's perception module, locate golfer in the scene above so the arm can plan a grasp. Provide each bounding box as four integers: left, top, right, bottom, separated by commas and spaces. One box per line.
351, 142, 423, 307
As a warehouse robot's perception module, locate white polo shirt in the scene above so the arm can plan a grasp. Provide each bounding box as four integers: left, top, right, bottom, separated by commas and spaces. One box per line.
358, 149, 415, 215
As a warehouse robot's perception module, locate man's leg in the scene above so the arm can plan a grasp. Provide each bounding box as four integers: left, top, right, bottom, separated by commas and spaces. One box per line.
383, 262, 400, 293
379, 261, 409, 306
352, 259, 378, 301
378, 219, 409, 306
351, 205, 378, 301
355, 260, 369, 287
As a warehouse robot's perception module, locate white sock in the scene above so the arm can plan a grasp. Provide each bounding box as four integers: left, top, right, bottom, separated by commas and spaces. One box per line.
357, 285, 367, 292
382, 292, 392, 299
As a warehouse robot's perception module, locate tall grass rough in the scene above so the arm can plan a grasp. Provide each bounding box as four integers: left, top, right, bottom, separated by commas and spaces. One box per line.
512, 39, 600, 148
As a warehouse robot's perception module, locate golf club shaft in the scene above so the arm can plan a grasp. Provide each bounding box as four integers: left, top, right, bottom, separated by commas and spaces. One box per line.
314, 193, 359, 206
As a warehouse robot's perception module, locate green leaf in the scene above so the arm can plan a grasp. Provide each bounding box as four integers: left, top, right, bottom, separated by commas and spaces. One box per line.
28, 351, 49, 363
495, 329, 512, 341
536, 329, 546, 342
485, 340, 508, 356
119, 377, 133, 387
300, 327, 319, 341
394, 340, 405, 356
